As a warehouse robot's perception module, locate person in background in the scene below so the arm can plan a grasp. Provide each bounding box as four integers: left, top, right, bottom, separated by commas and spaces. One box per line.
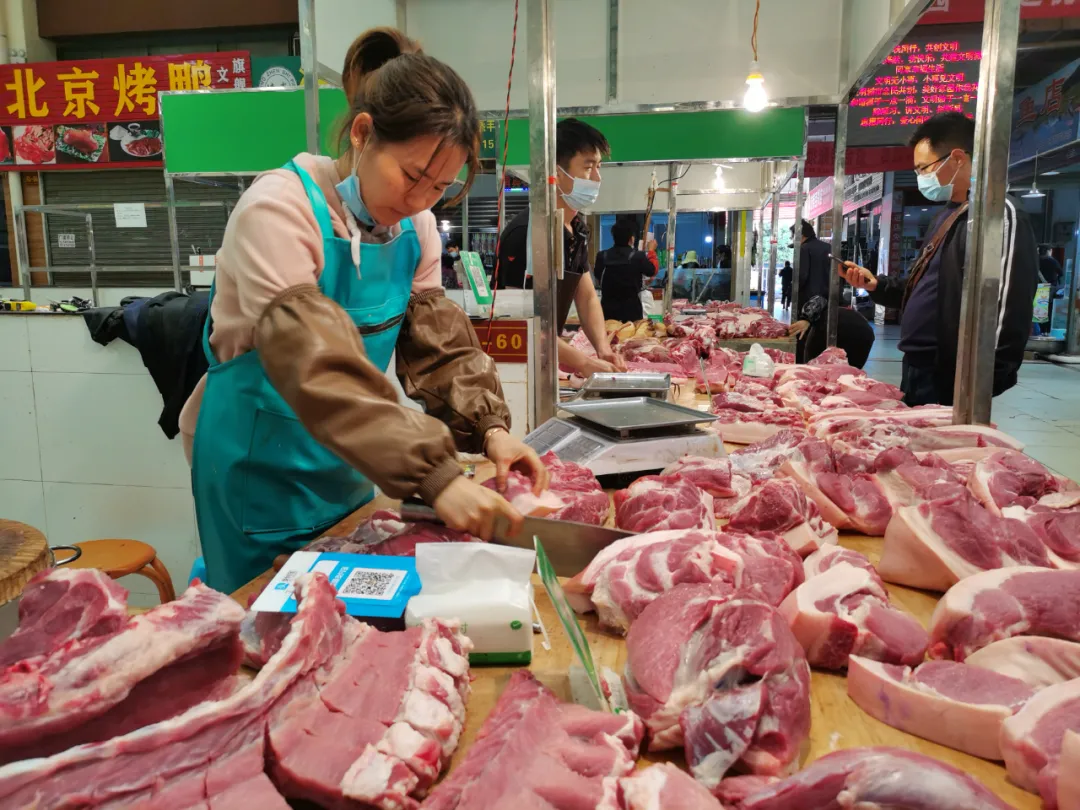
779, 260, 793, 310
1038, 244, 1064, 335
441, 236, 461, 289
791, 219, 832, 316
839, 112, 1037, 406
496, 118, 625, 376
594, 220, 659, 322
788, 298, 875, 368
180, 27, 548, 593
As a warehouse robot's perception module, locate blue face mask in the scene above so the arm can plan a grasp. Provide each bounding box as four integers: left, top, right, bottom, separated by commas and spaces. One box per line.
558, 166, 601, 210
335, 148, 377, 227
917, 156, 955, 203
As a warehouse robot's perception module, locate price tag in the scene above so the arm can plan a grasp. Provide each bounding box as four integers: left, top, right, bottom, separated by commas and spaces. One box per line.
57, 233, 75, 248
113, 203, 147, 228
535, 538, 610, 712
471, 319, 528, 362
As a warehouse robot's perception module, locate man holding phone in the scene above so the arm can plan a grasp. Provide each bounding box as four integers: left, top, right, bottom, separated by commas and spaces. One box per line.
789, 219, 833, 362
837, 112, 1037, 406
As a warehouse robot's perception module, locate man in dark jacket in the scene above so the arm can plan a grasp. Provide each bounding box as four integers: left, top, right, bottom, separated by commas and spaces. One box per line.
594, 220, 658, 322
840, 112, 1037, 406
1038, 245, 1064, 335
779, 261, 793, 310
791, 219, 832, 315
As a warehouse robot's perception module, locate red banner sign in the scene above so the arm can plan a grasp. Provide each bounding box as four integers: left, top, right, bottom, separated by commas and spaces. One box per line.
0, 52, 249, 171
472, 320, 529, 363
920, 0, 1079, 24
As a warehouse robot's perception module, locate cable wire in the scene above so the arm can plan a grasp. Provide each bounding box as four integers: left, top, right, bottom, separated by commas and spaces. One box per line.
752, 0, 760, 62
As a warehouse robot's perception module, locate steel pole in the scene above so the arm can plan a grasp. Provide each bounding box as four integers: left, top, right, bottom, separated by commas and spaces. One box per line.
757, 205, 766, 308
827, 108, 848, 348
663, 162, 679, 313
528, 0, 560, 426
768, 192, 780, 314
953, 0, 1022, 424
299, 0, 320, 155
461, 192, 469, 253
164, 174, 182, 291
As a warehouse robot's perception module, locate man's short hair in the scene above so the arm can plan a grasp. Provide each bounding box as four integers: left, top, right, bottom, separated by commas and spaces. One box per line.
446, 237, 461, 249
908, 112, 976, 154
792, 219, 816, 240
557, 118, 610, 167
611, 220, 635, 246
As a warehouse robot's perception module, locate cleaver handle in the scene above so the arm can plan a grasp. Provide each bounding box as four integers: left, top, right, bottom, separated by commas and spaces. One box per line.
399, 499, 440, 524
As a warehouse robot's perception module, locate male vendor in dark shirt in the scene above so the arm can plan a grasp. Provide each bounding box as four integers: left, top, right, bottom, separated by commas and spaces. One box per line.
495, 118, 624, 376
840, 112, 1037, 406
594, 220, 659, 322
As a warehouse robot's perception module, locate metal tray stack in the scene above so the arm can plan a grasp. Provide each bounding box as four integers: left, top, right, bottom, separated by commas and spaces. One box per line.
559, 397, 716, 439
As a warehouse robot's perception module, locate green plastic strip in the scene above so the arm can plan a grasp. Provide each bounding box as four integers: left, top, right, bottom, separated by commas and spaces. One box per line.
469, 651, 532, 665
460, 251, 493, 305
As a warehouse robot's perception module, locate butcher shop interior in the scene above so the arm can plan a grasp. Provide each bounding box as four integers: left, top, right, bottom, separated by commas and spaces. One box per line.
4, 0, 1080, 808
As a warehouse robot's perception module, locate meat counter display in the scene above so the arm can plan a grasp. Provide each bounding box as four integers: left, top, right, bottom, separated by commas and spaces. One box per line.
2, 344, 1073, 809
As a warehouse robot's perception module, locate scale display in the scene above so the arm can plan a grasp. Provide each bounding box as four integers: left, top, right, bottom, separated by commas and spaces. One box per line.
848, 25, 982, 147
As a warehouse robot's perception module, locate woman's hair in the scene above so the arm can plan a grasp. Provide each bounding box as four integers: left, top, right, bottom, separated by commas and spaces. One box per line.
340, 27, 479, 205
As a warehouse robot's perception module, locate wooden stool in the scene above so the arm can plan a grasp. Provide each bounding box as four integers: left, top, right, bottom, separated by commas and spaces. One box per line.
67, 540, 177, 603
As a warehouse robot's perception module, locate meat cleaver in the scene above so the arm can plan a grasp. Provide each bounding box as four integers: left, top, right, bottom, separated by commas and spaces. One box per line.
398, 500, 632, 577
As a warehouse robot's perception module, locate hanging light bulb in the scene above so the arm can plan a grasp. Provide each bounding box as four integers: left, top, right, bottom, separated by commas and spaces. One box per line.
440, 219, 451, 232
1025, 152, 1046, 198
713, 164, 727, 191
744, 62, 768, 112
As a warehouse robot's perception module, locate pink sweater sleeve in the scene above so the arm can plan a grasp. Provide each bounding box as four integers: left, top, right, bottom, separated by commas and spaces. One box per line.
411, 210, 445, 293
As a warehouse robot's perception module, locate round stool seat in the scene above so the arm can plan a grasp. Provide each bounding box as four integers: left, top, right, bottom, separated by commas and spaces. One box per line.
68, 539, 176, 603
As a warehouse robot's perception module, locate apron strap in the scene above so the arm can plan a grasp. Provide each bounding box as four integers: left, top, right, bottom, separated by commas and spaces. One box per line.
201, 278, 218, 366
285, 159, 335, 241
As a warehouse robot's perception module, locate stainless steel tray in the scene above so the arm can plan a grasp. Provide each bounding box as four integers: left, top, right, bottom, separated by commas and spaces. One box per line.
559, 396, 716, 437
580, 372, 670, 399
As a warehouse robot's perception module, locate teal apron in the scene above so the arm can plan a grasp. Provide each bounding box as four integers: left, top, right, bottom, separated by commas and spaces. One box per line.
192, 160, 420, 594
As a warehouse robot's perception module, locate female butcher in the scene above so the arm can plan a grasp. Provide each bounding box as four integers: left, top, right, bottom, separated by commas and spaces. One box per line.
180, 27, 548, 593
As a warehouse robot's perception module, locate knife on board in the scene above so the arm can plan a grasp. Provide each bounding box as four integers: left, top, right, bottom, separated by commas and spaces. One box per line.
399, 500, 633, 577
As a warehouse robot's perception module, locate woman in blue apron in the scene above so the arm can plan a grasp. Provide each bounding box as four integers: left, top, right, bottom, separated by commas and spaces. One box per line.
182, 27, 548, 594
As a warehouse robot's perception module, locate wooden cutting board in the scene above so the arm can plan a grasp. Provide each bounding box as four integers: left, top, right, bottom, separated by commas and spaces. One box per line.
0, 519, 50, 606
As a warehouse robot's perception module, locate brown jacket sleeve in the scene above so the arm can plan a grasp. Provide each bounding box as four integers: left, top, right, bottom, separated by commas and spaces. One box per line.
396, 289, 511, 453
256, 284, 462, 504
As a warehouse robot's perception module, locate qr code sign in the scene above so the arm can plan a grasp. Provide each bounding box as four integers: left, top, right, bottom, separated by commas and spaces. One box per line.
339, 568, 405, 601
274, 569, 300, 592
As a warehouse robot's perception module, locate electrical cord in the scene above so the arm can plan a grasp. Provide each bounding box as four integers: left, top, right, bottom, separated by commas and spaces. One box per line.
752, 0, 760, 61
484, 0, 520, 351
657, 164, 692, 186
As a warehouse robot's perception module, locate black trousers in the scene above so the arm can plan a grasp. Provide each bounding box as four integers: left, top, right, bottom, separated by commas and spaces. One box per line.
781, 285, 791, 308
900, 354, 941, 406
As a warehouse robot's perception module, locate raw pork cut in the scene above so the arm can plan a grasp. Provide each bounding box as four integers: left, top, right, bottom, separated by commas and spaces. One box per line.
780, 458, 893, 535
969, 449, 1061, 515
966, 636, 1080, 689
0, 574, 350, 810
846, 656, 1032, 760
1001, 676, 1080, 807
711, 391, 784, 414
420, 670, 643, 810
878, 493, 1051, 592
1005, 497, 1080, 568
0, 581, 245, 760
483, 470, 565, 516
624, 586, 811, 787
540, 451, 610, 525
779, 562, 928, 669
872, 447, 968, 509
614, 474, 716, 532
709, 408, 805, 445
808, 346, 848, 365
307, 509, 478, 557
801, 545, 880, 584
727, 430, 808, 482
928, 566, 1080, 661
563, 528, 803, 633
736, 747, 1015, 809
726, 478, 838, 556
663, 455, 739, 498
1059, 730, 1080, 810
607, 762, 723, 810
0, 568, 128, 668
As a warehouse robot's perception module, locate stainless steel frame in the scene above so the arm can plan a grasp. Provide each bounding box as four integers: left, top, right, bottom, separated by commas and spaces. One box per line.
528, 0, 560, 427
790, 158, 806, 324
953, 0, 1022, 424
477, 96, 840, 121
826, 107, 848, 348
663, 162, 679, 313
757, 205, 766, 307
768, 194, 780, 313
299, 0, 320, 156
164, 174, 182, 291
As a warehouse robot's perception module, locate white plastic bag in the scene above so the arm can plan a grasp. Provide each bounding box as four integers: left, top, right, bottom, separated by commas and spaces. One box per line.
742, 342, 775, 378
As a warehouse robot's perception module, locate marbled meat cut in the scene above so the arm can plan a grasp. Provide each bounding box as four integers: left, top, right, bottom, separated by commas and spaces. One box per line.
307, 509, 478, 557
563, 528, 803, 634
1006, 498, 1080, 569
0, 580, 246, 765
605, 762, 724, 810
663, 455, 739, 498
726, 478, 838, 556
614, 474, 716, 532
420, 669, 643, 810
736, 747, 1016, 810
929, 566, 1080, 661
801, 545, 881, 584
1001, 676, 1080, 807
778, 562, 928, 670
727, 430, 808, 483
540, 451, 610, 524
483, 469, 565, 516
709, 407, 806, 445
878, 492, 1051, 592
846, 656, 1032, 760
969, 449, 1062, 516
871, 447, 968, 509
966, 636, 1080, 689
0, 574, 351, 810
623, 586, 811, 788
0, 568, 128, 668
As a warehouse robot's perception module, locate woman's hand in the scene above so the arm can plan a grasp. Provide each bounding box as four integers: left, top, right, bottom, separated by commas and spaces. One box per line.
598, 347, 628, 372
789, 319, 811, 340
839, 261, 878, 292
432, 476, 524, 540
485, 429, 551, 494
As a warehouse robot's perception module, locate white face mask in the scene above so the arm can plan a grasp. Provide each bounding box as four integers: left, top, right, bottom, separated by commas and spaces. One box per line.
558, 166, 601, 210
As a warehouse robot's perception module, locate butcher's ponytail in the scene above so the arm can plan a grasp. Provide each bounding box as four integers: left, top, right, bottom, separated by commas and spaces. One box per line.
339, 27, 479, 205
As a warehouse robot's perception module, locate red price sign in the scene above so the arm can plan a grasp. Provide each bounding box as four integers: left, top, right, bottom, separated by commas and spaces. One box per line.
473, 320, 529, 363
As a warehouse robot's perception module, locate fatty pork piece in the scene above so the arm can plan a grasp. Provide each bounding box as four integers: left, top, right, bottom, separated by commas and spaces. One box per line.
969, 449, 1062, 516
1001, 677, 1080, 808
623, 586, 811, 789
966, 636, 1080, 689
708, 407, 806, 446
482, 469, 565, 516
604, 762, 725, 810
540, 450, 610, 525
735, 747, 1017, 810
801, 544, 881, 583
563, 528, 804, 634
726, 430, 809, 483
725, 477, 839, 557
928, 566, 1080, 661
847, 656, 1033, 760
877, 492, 1051, 592
871, 446, 969, 509
1060, 731, 1080, 810
778, 562, 928, 669
420, 670, 643, 810
1004, 494, 1080, 570
614, 474, 716, 532
306, 509, 479, 556
662, 455, 740, 498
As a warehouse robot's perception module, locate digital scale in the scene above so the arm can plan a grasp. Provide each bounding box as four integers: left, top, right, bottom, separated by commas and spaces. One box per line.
524, 395, 723, 478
